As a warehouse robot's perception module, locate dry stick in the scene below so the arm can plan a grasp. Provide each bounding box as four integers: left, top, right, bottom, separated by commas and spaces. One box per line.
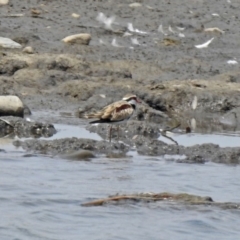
160, 123, 180, 146
81, 194, 173, 207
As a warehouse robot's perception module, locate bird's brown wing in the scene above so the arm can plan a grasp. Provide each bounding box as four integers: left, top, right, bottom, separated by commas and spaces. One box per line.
84, 100, 129, 120
110, 103, 134, 121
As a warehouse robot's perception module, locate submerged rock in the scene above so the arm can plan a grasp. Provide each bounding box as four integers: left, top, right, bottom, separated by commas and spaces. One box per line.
59, 149, 95, 161
81, 192, 213, 206
0, 116, 56, 138
13, 137, 130, 156
81, 192, 240, 210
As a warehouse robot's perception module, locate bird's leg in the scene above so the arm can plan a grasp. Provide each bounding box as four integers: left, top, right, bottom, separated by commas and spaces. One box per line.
108, 125, 112, 143
117, 125, 120, 141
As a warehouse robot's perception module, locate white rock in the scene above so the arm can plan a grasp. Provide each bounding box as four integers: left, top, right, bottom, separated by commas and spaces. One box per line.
129, 2, 142, 8
62, 33, 91, 45
22, 46, 34, 54
0, 0, 9, 5
72, 13, 80, 18
0, 37, 22, 49
0, 96, 24, 117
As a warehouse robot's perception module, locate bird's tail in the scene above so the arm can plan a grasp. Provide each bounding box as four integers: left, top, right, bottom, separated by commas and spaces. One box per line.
83, 112, 102, 119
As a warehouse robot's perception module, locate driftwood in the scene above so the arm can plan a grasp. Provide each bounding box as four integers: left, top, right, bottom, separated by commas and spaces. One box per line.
81, 192, 213, 207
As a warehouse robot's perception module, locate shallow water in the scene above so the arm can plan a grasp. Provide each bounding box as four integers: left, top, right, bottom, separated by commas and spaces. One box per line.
1, 123, 240, 240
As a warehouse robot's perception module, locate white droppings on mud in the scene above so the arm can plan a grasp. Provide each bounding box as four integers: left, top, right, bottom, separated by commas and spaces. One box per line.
111, 38, 123, 48
131, 38, 140, 45
123, 32, 133, 37
176, 26, 185, 31
158, 24, 168, 35
99, 38, 107, 45
191, 118, 197, 131
227, 60, 238, 65
127, 23, 148, 34
178, 33, 185, 38
96, 12, 116, 30
195, 38, 214, 49
168, 26, 175, 34
191, 96, 198, 110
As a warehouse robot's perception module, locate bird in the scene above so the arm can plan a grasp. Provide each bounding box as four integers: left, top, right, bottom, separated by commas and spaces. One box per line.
84, 94, 141, 142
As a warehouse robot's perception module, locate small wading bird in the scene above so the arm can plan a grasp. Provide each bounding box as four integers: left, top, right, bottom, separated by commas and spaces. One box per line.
84, 94, 141, 142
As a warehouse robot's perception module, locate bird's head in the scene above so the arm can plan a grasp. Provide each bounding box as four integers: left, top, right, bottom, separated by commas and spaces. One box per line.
122, 94, 141, 106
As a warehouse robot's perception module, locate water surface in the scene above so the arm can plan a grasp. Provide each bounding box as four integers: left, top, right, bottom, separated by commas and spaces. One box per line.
1, 123, 240, 240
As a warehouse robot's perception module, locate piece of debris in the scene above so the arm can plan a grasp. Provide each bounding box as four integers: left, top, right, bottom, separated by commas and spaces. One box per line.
62, 33, 91, 45
81, 192, 213, 206
195, 38, 214, 49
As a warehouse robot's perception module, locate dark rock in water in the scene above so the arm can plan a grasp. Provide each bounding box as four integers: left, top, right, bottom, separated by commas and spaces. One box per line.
81, 192, 214, 207
0, 116, 56, 138
59, 149, 95, 161
86, 120, 160, 144
13, 137, 130, 156
178, 155, 206, 164
133, 135, 180, 156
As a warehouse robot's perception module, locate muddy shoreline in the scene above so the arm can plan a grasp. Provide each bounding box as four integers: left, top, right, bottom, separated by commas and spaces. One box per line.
1, 0, 240, 163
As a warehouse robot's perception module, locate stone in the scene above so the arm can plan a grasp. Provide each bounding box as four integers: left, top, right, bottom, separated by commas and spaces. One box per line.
22, 46, 34, 54
62, 33, 91, 45
59, 149, 95, 160
0, 96, 24, 117
71, 13, 80, 18
0, 0, 9, 5
129, 2, 142, 8
0, 37, 22, 49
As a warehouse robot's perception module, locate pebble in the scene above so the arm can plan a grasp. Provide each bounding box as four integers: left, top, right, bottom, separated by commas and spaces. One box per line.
0, 37, 22, 49
62, 33, 91, 45
71, 13, 80, 18
0, 0, 9, 5
22, 46, 34, 54
129, 2, 142, 8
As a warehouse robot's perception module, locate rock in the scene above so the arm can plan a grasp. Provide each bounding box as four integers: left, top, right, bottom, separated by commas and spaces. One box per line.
2, 116, 57, 139
59, 149, 95, 160
13, 138, 130, 156
0, 96, 24, 117
0, 37, 22, 49
71, 13, 80, 18
0, 0, 9, 5
22, 46, 34, 54
129, 2, 142, 8
62, 33, 91, 45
